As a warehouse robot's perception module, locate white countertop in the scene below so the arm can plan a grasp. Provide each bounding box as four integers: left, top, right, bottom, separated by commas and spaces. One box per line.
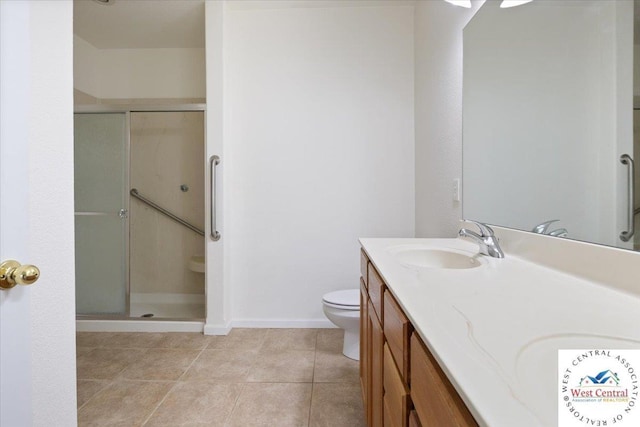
359, 237, 640, 427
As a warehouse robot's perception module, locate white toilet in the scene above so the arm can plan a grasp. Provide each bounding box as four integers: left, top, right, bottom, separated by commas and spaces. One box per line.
322, 289, 360, 360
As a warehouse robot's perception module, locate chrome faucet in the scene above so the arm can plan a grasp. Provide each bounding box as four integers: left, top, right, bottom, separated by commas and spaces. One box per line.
532, 220, 568, 238
548, 228, 568, 237
532, 219, 559, 234
458, 220, 505, 258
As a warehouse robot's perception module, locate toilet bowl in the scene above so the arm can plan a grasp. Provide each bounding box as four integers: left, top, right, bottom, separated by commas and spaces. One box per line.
322, 289, 360, 360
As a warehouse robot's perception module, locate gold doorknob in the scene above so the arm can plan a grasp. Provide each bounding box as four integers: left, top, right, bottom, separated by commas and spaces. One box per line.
0, 260, 41, 290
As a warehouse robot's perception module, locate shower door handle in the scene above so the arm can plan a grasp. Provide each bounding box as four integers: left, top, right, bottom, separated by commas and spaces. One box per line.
210, 155, 221, 241
620, 154, 635, 242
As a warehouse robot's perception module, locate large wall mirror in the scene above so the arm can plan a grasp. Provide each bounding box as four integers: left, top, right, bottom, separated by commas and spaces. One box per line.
463, 0, 639, 251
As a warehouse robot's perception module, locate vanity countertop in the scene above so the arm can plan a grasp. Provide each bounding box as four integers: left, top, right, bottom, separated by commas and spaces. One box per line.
359, 237, 640, 427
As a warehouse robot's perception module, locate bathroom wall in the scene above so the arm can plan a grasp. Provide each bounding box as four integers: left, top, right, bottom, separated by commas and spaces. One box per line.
414, 0, 481, 238
73, 35, 205, 100
223, 2, 415, 326
74, 35, 100, 97
129, 111, 205, 297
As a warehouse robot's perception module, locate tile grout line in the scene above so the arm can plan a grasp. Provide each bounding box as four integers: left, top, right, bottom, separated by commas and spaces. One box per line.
224, 330, 269, 426
307, 330, 320, 427
76, 346, 152, 413
222, 383, 247, 427
139, 344, 209, 426
76, 378, 113, 413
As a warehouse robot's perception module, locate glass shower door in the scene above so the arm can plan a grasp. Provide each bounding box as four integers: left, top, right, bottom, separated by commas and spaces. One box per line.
74, 113, 128, 315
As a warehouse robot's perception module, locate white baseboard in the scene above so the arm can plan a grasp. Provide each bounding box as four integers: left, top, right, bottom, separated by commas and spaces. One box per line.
76, 319, 204, 333
230, 319, 336, 329
77, 318, 335, 334
203, 320, 233, 336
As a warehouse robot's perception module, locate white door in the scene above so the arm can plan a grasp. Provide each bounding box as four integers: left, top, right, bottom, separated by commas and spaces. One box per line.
0, 1, 35, 425
1, 1, 77, 425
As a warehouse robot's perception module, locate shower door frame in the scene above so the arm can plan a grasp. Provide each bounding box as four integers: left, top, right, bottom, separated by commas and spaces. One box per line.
74, 103, 207, 321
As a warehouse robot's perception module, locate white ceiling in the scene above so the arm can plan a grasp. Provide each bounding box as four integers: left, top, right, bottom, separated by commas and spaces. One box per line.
73, 0, 205, 49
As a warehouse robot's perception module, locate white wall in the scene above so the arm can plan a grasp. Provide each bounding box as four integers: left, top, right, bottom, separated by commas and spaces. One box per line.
414, 0, 481, 238
98, 48, 205, 99
224, 3, 415, 326
29, 1, 78, 425
73, 35, 205, 99
204, 1, 228, 333
73, 35, 100, 97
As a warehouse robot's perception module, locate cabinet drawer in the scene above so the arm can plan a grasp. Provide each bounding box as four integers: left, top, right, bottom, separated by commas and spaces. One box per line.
361, 249, 369, 287
367, 263, 384, 323
410, 333, 478, 427
384, 290, 411, 381
383, 344, 410, 427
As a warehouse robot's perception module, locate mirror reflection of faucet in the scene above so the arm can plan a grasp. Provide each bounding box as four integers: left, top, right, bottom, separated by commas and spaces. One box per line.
531, 220, 568, 238
458, 220, 505, 258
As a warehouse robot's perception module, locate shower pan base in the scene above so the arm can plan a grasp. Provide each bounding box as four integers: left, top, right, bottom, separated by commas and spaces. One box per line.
76, 319, 204, 333
130, 292, 205, 319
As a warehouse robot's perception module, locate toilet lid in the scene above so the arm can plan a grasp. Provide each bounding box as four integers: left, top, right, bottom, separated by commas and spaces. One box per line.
323, 289, 360, 307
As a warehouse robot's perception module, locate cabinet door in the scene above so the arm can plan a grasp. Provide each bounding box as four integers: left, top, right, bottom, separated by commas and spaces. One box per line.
384, 290, 411, 381
369, 300, 384, 427
360, 279, 369, 423
410, 333, 478, 427
383, 344, 410, 427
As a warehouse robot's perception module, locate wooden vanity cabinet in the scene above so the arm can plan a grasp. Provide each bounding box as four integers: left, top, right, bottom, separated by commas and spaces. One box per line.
409, 411, 422, 427
360, 249, 478, 427
383, 289, 411, 381
369, 301, 384, 427
368, 263, 384, 323
360, 278, 369, 420
361, 250, 383, 427
410, 333, 478, 427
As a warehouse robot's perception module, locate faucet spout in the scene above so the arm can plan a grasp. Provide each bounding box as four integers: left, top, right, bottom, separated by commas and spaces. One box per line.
458, 221, 505, 259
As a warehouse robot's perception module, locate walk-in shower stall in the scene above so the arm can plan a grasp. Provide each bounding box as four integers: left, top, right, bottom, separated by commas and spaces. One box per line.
74, 105, 206, 322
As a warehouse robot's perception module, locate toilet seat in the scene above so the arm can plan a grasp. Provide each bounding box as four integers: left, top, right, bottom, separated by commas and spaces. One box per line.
322, 289, 360, 310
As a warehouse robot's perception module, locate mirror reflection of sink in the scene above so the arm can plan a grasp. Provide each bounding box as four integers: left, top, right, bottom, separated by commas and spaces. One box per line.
390, 247, 482, 270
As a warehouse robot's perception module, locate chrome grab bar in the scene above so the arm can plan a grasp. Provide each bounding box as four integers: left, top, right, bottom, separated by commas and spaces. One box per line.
130, 188, 204, 237
210, 155, 221, 241
620, 154, 635, 242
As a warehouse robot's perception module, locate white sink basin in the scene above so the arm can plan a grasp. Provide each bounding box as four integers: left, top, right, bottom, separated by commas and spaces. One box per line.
390, 247, 482, 270
515, 334, 640, 426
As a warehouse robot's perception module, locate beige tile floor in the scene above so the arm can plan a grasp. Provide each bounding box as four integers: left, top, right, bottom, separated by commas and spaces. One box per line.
76, 328, 366, 427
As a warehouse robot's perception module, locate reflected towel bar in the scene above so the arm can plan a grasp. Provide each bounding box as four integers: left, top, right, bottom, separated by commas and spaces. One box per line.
130, 188, 205, 237
620, 154, 635, 242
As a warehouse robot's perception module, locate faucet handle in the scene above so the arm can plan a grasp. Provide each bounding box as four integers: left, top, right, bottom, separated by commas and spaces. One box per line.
549, 228, 568, 237
531, 220, 559, 234
463, 220, 495, 237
